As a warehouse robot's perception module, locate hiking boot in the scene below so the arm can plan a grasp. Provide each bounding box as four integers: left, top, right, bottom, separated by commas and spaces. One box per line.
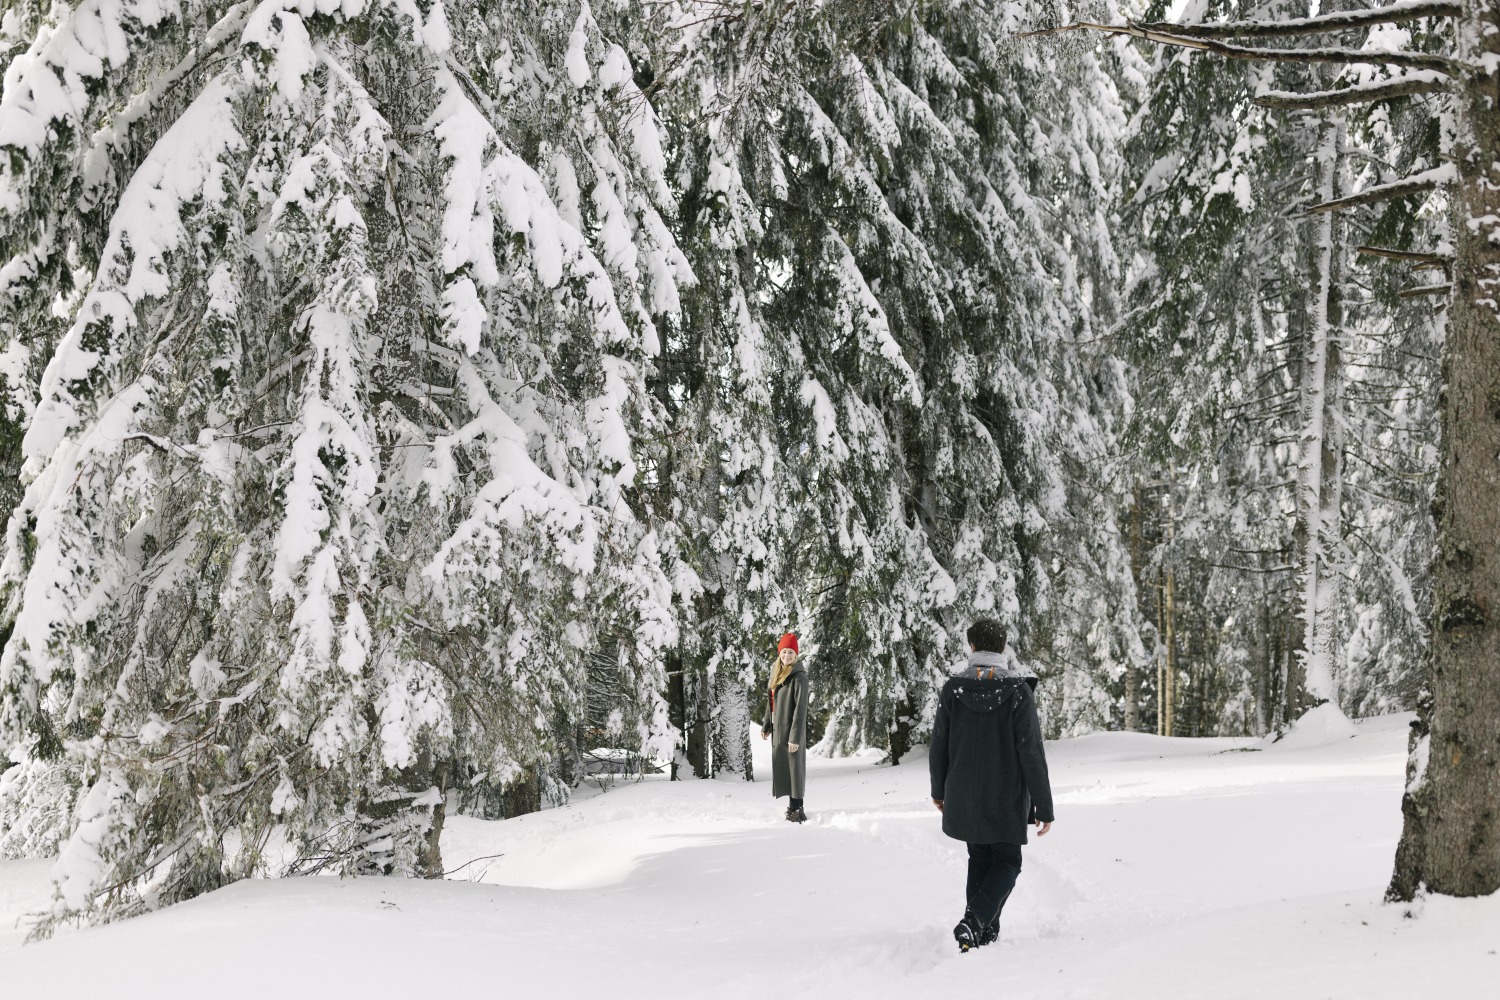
785, 806, 807, 823
953, 912, 983, 953
977, 917, 999, 947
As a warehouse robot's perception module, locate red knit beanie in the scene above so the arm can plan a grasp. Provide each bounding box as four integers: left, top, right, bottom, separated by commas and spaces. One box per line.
777, 633, 799, 654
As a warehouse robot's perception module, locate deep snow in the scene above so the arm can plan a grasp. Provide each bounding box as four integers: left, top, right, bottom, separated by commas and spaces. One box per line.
1, 712, 1495, 999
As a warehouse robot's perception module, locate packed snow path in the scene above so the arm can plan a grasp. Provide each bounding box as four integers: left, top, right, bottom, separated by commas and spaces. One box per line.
1, 711, 1495, 998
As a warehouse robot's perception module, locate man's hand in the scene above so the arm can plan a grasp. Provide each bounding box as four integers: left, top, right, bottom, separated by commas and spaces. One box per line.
760, 731, 769, 740
1035, 820, 1052, 837
788, 743, 800, 753
932, 798, 944, 812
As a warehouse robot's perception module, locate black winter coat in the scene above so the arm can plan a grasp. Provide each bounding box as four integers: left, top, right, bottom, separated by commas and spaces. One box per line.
929, 675, 1054, 845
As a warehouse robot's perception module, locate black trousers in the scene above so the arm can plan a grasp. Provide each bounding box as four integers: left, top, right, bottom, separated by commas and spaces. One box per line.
966, 842, 1023, 927
789, 797, 804, 810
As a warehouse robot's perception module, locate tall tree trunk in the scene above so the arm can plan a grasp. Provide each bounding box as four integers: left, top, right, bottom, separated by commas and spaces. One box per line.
1389, 1, 1500, 899
666, 654, 686, 781
1255, 572, 1271, 736
1125, 481, 1144, 731
685, 671, 711, 779
1293, 115, 1347, 713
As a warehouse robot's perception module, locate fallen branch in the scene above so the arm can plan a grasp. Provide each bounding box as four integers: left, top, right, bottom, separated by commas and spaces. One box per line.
1398, 283, 1453, 298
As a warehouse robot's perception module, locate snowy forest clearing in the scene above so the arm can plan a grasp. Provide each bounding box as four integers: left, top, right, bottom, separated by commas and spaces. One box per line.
1, 711, 1492, 999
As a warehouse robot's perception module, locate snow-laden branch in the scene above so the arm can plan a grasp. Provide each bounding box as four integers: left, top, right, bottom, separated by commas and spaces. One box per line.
1135, 1, 1461, 39
1303, 164, 1454, 215
1254, 73, 1449, 111
1356, 245, 1453, 266
1397, 282, 1452, 298
1023, 22, 1460, 74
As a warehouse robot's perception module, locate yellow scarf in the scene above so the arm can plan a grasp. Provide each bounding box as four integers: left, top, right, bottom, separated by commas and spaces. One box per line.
768, 654, 797, 693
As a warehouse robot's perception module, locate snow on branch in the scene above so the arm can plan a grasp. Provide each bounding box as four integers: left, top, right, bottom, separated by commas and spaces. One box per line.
1303, 165, 1454, 215
1022, 22, 1460, 75
1356, 245, 1453, 266
1397, 282, 1452, 298
1254, 73, 1449, 112
1134, 1, 1461, 40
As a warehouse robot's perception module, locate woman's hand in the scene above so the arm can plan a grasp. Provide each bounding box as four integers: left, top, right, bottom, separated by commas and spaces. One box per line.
760, 731, 769, 740
788, 743, 799, 753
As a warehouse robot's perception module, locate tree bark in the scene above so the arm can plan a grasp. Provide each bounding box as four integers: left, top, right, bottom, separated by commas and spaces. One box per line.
710, 667, 754, 780
685, 670, 711, 779
1389, 0, 1500, 900
1292, 116, 1347, 709
666, 657, 686, 781
888, 695, 916, 765
1125, 482, 1144, 732
421, 761, 450, 879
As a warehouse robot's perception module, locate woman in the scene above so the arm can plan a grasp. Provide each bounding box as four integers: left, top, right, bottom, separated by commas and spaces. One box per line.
761, 633, 810, 822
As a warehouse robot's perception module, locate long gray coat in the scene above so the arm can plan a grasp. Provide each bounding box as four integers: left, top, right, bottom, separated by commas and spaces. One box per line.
928, 673, 1054, 844
761, 661, 809, 799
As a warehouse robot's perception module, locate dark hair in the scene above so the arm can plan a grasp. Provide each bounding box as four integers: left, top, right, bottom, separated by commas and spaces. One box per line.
966, 618, 1007, 653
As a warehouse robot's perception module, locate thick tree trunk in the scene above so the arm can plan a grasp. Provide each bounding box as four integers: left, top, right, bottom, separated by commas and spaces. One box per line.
1389, 0, 1500, 900
666, 656, 686, 781
888, 695, 916, 765
421, 761, 450, 879
710, 668, 754, 780
685, 671, 711, 779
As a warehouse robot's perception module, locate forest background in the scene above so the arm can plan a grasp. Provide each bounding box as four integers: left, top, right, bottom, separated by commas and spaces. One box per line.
0, 0, 1472, 930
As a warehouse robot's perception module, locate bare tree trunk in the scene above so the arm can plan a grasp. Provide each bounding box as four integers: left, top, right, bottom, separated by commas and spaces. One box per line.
1390, 0, 1500, 899
686, 672, 711, 779
711, 667, 754, 780
1255, 572, 1271, 736
421, 761, 450, 879
1155, 564, 1166, 736
1293, 114, 1347, 713
889, 695, 917, 765
1125, 481, 1144, 731
1163, 482, 1177, 737
666, 654, 686, 781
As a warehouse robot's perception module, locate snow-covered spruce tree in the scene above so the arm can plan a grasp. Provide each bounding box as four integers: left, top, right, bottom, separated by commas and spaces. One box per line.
1044, 0, 1498, 895
0, 0, 686, 926
654, 0, 1144, 758
1113, 0, 1443, 733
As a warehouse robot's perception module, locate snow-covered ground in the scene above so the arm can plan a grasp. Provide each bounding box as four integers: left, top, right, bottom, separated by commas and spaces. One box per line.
2, 710, 1495, 998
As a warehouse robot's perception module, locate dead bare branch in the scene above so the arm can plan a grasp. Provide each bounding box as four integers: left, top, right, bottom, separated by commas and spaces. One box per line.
1022, 21, 1460, 74
1253, 75, 1449, 111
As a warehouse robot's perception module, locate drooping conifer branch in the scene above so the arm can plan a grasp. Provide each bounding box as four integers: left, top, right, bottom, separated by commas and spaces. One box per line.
1023, 22, 1460, 74
1254, 74, 1449, 111
1135, 1, 1461, 40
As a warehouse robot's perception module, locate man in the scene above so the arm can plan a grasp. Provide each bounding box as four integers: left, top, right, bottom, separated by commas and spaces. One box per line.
929, 618, 1054, 952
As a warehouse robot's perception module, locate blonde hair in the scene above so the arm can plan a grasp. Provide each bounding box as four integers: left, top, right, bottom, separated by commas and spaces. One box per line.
768, 650, 798, 692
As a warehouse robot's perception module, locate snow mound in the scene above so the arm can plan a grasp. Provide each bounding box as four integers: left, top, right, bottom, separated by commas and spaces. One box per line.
1270, 702, 1360, 749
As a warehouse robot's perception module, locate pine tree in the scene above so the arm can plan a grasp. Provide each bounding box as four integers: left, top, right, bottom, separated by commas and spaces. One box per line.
0, 0, 686, 926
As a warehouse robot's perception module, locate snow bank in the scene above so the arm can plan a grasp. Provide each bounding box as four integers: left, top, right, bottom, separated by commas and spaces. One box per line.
1271, 701, 1362, 749
0, 716, 1490, 999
